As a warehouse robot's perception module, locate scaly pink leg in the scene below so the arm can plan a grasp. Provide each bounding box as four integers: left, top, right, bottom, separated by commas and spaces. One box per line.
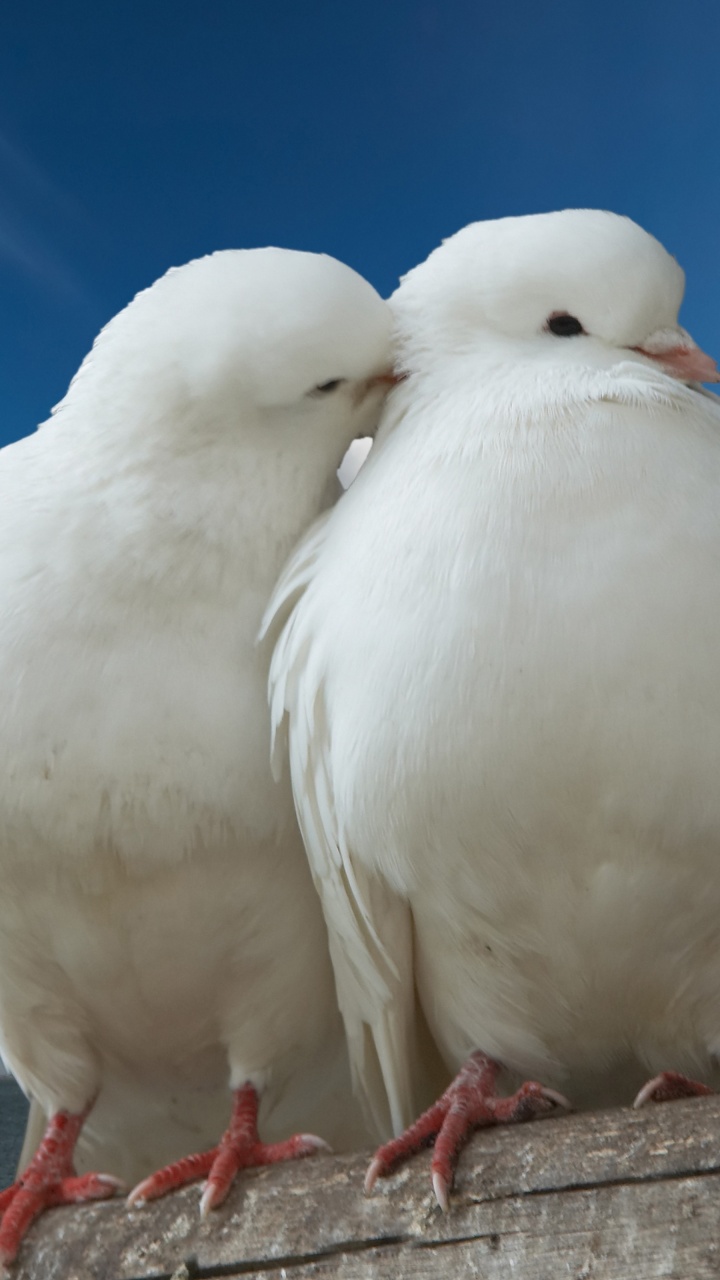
128, 1082, 330, 1217
633, 1071, 714, 1108
365, 1050, 571, 1211
0, 1108, 123, 1270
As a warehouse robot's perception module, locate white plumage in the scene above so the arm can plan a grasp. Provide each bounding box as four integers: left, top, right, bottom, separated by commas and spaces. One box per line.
265, 210, 720, 1164
0, 247, 392, 1214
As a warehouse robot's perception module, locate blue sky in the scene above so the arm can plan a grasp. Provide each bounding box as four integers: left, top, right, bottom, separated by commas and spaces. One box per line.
2, 0, 720, 445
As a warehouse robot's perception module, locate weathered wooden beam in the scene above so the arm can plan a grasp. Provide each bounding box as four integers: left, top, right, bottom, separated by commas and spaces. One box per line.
13, 1094, 720, 1279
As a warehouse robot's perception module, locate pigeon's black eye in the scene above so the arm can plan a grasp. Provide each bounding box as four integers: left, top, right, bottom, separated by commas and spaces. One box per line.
314, 379, 345, 393
546, 313, 585, 337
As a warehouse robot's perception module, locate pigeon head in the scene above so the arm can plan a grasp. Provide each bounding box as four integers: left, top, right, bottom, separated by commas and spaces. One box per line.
54, 248, 394, 455
392, 210, 718, 386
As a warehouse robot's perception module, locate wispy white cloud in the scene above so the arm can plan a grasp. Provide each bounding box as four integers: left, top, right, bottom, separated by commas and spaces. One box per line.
0, 128, 98, 310
0, 132, 86, 221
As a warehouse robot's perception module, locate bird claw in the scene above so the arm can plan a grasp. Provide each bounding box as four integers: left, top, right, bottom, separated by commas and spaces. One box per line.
363, 1155, 384, 1196
0, 1107, 120, 1267
543, 1086, 573, 1110
294, 1134, 332, 1156
54, 1172, 125, 1200
633, 1071, 714, 1108
489, 1081, 572, 1122
365, 1050, 572, 1211
128, 1084, 331, 1216
431, 1169, 450, 1213
127, 1176, 165, 1208
0, 1171, 121, 1267
199, 1178, 221, 1219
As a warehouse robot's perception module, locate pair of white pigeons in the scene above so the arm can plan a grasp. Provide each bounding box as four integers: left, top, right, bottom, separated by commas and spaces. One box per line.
0, 207, 719, 1268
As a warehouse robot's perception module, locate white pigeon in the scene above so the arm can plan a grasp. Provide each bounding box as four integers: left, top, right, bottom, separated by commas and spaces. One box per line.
264, 209, 720, 1210
0, 246, 393, 1268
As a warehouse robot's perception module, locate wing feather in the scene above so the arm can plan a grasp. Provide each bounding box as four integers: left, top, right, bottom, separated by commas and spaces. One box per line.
262, 518, 419, 1136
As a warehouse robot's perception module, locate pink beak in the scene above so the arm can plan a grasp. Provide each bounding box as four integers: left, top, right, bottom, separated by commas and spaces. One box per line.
630, 328, 720, 384
366, 369, 405, 390
354, 368, 405, 410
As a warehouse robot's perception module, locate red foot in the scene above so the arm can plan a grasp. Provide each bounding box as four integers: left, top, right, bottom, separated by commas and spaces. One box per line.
0, 1109, 122, 1269
633, 1071, 714, 1108
127, 1082, 330, 1217
365, 1050, 571, 1211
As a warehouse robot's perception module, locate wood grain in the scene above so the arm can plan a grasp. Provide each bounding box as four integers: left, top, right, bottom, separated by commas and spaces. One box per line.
13, 1094, 720, 1279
